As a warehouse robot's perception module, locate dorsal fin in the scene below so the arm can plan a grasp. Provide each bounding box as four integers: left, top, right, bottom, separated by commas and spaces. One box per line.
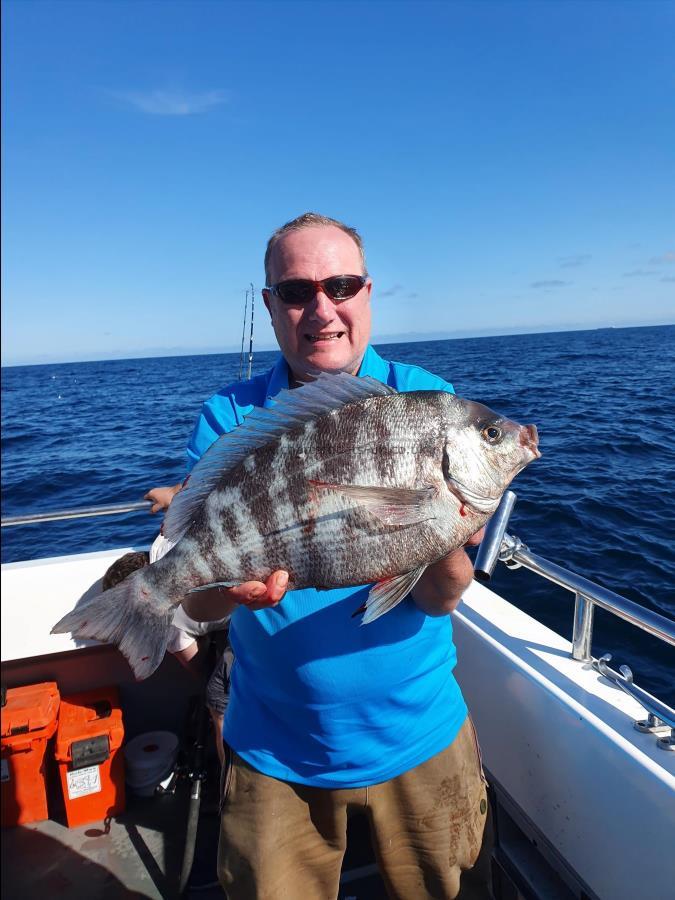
162, 372, 396, 544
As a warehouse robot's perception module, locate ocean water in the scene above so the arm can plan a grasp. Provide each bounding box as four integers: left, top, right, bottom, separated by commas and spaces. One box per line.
2, 325, 674, 704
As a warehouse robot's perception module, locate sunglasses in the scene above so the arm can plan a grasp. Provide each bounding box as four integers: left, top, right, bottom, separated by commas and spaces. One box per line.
266, 274, 367, 305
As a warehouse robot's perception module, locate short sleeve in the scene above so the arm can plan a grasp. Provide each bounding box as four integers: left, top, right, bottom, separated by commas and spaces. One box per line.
185, 368, 276, 472
166, 605, 231, 656
186, 393, 239, 471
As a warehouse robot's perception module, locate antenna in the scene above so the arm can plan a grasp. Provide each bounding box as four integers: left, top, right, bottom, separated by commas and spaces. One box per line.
247, 282, 255, 380
238, 289, 249, 380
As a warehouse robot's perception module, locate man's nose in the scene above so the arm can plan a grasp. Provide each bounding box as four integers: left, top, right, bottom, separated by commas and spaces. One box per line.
307, 288, 336, 322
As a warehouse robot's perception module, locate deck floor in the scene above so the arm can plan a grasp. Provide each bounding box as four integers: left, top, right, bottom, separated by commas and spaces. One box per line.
1, 760, 389, 900
2, 788, 195, 899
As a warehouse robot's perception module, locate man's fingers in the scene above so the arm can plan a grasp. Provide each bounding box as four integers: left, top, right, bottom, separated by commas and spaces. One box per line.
144, 491, 162, 514
144, 484, 182, 514
226, 581, 267, 604
266, 570, 289, 603
228, 572, 289, 609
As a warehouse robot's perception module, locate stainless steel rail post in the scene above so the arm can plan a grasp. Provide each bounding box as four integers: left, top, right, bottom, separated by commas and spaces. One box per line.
572, 592, 594, 662
473, 490, 518, 582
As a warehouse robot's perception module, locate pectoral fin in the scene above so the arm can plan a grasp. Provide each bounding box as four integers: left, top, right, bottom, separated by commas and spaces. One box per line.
360, 565, 429, 624
309, 481, 438, 526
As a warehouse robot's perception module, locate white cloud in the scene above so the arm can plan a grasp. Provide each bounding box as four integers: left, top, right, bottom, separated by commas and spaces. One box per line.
649, 251, 675, 264
379, 284, 403, 297
558, 254, 591, 268
111, 88, 228, 116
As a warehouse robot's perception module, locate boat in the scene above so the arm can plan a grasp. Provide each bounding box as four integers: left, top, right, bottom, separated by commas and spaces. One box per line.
1, 491, 674, 899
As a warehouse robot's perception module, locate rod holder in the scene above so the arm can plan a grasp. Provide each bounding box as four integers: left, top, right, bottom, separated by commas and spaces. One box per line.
473, 490, 517, 582
572, 592, 594, 661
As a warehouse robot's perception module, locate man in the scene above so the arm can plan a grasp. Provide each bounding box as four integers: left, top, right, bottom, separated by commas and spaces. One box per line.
148, 212, 489, 899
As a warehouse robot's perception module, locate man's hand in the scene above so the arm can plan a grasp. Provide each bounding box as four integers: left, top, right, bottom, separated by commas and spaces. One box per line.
144, 483, 183, 514
411, 527, 485, 616
181, 570, 289, 622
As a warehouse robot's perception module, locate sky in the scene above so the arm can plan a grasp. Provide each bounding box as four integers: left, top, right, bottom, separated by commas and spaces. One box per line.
1, 0, 674, 366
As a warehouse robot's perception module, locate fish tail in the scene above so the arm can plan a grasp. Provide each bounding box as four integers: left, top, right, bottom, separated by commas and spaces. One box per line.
51, 572, 175, 681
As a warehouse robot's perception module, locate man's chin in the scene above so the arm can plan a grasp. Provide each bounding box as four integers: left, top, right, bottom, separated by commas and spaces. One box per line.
292, 347, 362, 379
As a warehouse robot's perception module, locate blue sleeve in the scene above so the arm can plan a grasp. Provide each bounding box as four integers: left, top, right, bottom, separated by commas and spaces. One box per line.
185, 370, 273, 471
186, 394, 239, 472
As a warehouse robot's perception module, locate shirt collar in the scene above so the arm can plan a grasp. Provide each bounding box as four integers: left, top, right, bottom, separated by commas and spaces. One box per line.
264, 354, 290, 407
356, 344, 390, 382
264, 344, 388, 408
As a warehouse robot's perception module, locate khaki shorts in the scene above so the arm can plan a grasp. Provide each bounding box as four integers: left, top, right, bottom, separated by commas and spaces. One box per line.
217, 717, 490, 900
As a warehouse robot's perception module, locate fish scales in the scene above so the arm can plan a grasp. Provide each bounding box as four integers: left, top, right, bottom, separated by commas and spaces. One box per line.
51, 373, 540, 679
178, 392, 462, 589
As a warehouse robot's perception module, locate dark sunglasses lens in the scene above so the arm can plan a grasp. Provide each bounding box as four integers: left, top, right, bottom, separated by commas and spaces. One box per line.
277, 280, 315, 304
325, 276, 363, 300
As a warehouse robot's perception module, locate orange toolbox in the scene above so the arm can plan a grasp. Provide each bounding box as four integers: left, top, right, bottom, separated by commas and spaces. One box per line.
1, 681, 60, 827
54, 685, 125, 828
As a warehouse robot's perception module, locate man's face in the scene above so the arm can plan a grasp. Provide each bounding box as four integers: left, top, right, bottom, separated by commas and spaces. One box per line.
263, 225, 372, 382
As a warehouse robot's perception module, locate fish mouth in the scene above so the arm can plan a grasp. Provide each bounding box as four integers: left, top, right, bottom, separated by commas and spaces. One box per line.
305, 331, 346, 343
446, 477, 501, 514
520, 423, 541, 460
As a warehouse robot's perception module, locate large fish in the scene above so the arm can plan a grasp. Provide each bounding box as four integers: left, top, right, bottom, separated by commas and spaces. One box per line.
52, 373, 540, 679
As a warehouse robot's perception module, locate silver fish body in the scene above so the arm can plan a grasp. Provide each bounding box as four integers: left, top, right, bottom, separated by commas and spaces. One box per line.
53, 373, 540, 678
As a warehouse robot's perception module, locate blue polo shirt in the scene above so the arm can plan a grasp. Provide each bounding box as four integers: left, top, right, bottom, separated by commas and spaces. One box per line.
186, 345, 468, 787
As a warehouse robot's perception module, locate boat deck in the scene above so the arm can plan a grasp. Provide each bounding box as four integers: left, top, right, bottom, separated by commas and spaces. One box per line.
0, 752, 391, 900
3, 788, 195, 899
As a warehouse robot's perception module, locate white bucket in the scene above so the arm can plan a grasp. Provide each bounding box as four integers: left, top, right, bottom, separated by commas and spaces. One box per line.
124, 730, 179, 796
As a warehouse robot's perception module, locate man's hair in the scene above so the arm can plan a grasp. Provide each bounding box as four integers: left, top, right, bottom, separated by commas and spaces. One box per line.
264, 212, 367, 285
102, 551, 150, 591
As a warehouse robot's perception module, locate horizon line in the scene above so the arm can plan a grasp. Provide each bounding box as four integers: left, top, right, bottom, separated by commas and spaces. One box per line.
2, 321, 673, 369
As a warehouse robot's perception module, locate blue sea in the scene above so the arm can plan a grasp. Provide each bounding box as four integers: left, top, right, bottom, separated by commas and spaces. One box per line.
2, 325, 674, 704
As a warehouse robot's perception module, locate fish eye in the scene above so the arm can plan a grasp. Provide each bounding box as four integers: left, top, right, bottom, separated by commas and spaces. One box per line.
481, 425, 502, 444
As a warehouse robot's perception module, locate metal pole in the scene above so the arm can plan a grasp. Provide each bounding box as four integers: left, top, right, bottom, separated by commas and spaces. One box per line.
1, 500, 152, 527
572, 592, 594, 661
239, 289, 249, 381
473, 491, 517, 582
508, 541, 675, 648
247, 282, 255, 380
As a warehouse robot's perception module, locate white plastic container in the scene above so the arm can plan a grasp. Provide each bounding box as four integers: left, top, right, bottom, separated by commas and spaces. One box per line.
124, 731, 179, 797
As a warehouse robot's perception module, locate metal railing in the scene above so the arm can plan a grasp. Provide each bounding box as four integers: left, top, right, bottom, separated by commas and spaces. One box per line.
1, 500, 151, 527
474, 490, 675, 750
3, 493, 674, 748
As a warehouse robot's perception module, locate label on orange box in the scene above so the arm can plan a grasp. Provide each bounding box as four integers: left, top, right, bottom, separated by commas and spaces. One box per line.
1, 760, 8, 783
66, 765, 102, 800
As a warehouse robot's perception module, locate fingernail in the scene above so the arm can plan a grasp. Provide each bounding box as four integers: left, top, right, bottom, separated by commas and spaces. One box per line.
249, 585, 266, 600
275, 572, 289, 590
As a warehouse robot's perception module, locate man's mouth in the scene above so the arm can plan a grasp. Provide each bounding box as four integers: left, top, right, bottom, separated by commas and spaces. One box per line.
305, 332, 345, 343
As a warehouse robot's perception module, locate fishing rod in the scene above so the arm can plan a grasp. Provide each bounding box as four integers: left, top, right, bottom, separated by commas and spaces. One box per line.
238, 288, 249, 381
247, 282, 255, 380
